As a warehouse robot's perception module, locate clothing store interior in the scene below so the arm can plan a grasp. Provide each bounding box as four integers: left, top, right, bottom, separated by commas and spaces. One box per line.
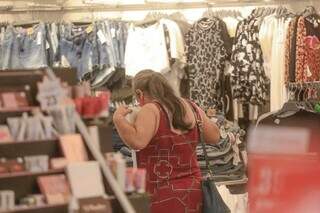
0, 0, 319, 213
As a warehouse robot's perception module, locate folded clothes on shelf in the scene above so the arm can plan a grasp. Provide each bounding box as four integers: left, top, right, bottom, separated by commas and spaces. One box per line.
196, 114, 247, 190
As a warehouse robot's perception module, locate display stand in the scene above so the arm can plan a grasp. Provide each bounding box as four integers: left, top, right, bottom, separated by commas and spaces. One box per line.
0, 69, 149, 213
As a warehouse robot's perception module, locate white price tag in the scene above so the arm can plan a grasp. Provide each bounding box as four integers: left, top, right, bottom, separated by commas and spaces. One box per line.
46, 40, 50, 50
37, 77, 66, 110
37, 31, 42, 45
111, 28, 116, 38
97, 30, 107, 44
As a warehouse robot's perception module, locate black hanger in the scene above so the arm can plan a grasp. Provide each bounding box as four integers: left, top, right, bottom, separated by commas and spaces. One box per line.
274, 83, 306, 117
302, 6, 317, 17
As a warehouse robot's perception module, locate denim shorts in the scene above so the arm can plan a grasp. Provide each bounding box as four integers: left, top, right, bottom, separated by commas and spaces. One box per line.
59, 23, 99, 79
10, 23, 48, 69
0, 27, 14, 70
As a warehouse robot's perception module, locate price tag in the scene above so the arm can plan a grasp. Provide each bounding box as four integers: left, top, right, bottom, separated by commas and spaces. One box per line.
111, 28, 116, 38
37, 77, 66, 110
97, 30, 107, 44
37, 31, 42, 45
27, 27, 34, 35
46, 40, 50, 49
86, 25, 93, 34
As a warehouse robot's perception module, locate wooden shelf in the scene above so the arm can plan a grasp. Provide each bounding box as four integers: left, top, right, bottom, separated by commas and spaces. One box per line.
0, 107, 39, 113
0, 169, 64, 179
0, 169, 65, 201
0, 139, 61, 159
5, 203, 68, 213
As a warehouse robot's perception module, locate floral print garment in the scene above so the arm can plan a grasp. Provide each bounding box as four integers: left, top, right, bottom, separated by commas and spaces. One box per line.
185, 17, 231, 112
230, 15, 269, 105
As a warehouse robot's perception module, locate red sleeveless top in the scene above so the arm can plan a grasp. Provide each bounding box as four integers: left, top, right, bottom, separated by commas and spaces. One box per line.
137, 101, 203, 213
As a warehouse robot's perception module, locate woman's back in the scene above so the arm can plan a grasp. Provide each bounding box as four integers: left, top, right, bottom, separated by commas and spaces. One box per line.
137, 100, 203, 213
113, 70, 219, 213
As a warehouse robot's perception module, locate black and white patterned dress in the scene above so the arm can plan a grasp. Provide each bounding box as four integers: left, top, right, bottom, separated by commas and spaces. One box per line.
230, 15, 269, 105
185, 17, 231, 112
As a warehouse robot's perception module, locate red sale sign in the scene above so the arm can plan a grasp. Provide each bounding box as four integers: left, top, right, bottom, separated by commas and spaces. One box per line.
248, 126, 320, 213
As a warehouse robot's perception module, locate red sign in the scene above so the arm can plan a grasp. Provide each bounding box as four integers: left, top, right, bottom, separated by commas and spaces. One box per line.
248, 126, 320, 213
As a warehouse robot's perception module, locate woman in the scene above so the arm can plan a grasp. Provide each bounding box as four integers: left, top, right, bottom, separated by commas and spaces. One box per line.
113, 70, 220, 213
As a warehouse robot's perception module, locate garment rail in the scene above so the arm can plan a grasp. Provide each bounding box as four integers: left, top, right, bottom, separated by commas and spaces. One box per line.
0, 0, 317, 13
287, 81, 320, 88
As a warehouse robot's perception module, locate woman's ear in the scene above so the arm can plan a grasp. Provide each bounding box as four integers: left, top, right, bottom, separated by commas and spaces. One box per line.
135, 89, 144, 104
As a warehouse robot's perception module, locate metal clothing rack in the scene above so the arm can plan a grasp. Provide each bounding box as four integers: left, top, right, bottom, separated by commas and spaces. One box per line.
0, 0, 316, 13
287, 81, 320, 89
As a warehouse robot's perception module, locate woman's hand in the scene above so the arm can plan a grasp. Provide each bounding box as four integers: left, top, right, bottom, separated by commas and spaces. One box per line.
113, 105, 132, 121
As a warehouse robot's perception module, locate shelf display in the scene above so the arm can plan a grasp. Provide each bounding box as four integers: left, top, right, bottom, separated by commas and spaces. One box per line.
0, 69, 149, 213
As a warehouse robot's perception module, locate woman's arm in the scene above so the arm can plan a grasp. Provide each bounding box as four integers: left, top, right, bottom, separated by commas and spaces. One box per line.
113, 104, 159, 150
197, 107, 220, 144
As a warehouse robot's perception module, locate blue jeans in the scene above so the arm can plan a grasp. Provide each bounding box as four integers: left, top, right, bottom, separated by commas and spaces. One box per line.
59, 23, 98, 79
0, 27, 14, 70
10, 23, 48, 69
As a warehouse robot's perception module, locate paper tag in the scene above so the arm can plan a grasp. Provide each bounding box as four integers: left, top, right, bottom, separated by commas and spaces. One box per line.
37, 77, 66, 110
86, 25, 93, 34
306, 66, 312, 78
27, 28, 34, 35
37, 31, 42, 45
61, 55, 71, 67
111, 28, 116, 38
97, 30, 107, 44
46, 40, 50, 49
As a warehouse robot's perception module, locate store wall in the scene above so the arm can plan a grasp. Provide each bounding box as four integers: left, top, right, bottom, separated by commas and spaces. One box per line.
0, 0, 319, 23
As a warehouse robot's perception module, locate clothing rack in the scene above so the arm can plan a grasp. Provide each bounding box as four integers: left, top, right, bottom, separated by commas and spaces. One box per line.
288, 81, 320, 88
0, 0, 316, 13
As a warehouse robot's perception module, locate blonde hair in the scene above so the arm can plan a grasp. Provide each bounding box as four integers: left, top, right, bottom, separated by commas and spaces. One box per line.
133, 70, 192, 131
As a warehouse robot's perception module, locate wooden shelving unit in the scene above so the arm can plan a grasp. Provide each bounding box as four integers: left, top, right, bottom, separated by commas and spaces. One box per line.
0, 70, 149, 213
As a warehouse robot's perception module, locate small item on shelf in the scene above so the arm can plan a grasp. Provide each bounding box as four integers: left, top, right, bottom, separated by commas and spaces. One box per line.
105, 152, 126, 190
0, 190, 15, 211
66, 161, 106, 199
1, 91, 29, 109
59, 134, 89, 163
125, 168, 137, 193
24, 155, 49, 173
79, 196, 113, 213
7, 117, 21, 140
0, 125, 13, 143
19, 194, 45, 207
0, 159, 9, 174
7, 158, 25, 173
135, 169, 147, 194
48, 105, 76, 134
50, 158, 68, 170
6, 113, 58, 142
74, 82, 91, 99
37, 174, 71, 205
75, 91, 110, 118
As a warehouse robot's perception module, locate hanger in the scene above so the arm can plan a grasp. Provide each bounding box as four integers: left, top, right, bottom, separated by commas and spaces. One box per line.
135, 12, 166, 27
202, 6, 211, 18
302, 6, 317, 17
169, 11, 187, 23
274, 82, 304, 117
13, 20, 40, 28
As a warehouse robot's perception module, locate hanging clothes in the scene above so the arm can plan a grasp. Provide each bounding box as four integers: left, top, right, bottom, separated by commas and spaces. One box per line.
124, 23, 170, 76
185, 17, 231, 112
259, 13, 293, 112
295, 14, 320, 82
230, 14, 269, 107
285, 17, 299, 84
160, 18, 187, 97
